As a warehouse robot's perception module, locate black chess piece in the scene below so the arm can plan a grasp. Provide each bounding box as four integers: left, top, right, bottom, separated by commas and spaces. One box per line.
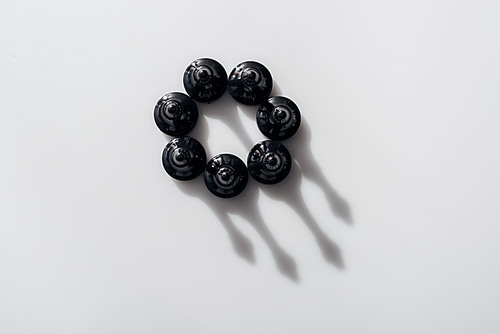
228, 61, 273, 105
257, 96, 301, 140
247, 140, 292, 185
204, 154, 248, 198
162, 137, 206, 181
183, 58, 228, 103
154, 92, 198, 136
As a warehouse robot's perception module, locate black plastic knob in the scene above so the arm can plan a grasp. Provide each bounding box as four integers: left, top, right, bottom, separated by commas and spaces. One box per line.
257, 96, 301, 140
247, 140, 292, 185
162, 136, 206, 181
204, 154, 248, 198
183, 58, 228, 103
154, 92, 198, 136
228, 61, 273, 105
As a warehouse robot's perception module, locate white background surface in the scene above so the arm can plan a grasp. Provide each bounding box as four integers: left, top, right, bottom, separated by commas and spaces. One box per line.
1, 0, 500, 333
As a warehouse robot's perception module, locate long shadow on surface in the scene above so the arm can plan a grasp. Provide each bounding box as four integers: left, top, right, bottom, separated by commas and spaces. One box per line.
175, 177, 299, 282
171, 86, 352, 281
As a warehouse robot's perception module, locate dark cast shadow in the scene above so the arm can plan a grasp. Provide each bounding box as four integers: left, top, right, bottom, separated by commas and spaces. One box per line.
174, 177, 299, 282
197, 92, 255, 150
264, 83, 353, 225
168, 82, 352, 280
259, 162, 344, 268
284, 119, 353, 225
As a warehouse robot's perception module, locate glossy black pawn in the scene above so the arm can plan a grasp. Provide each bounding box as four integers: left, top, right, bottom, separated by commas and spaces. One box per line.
183, 58, 228, 103
204, 154, 248, 198
154, 92, 198, 136
228, 61, 273, 105
247, 140, 292, 185
162, 137, 206, 181
257, 96, 301, 140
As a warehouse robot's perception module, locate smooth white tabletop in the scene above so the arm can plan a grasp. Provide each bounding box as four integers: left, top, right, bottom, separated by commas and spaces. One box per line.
1, 0, 500, 333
